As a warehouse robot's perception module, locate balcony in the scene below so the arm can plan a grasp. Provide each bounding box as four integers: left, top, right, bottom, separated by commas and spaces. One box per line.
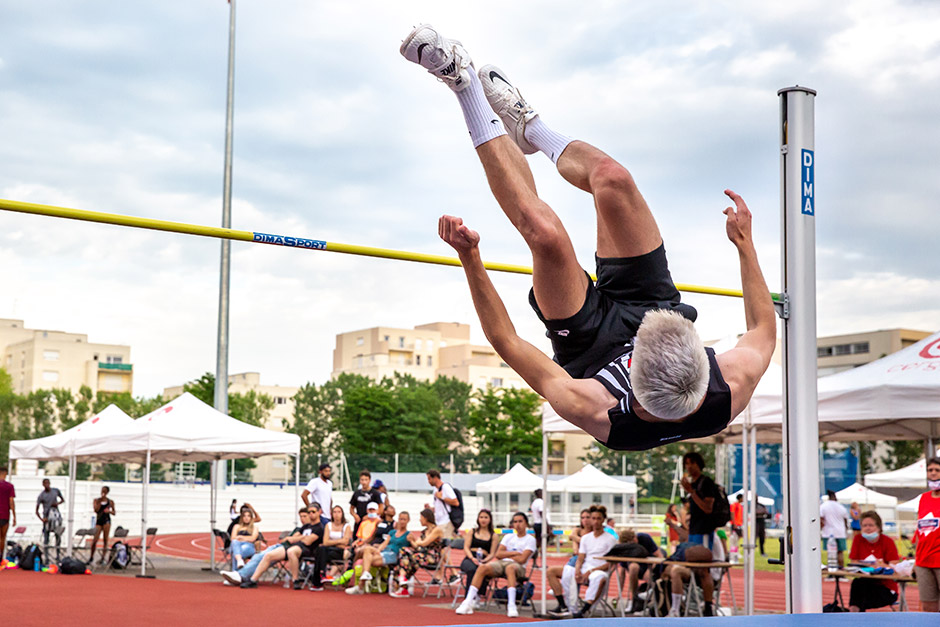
99, 363, 132, 372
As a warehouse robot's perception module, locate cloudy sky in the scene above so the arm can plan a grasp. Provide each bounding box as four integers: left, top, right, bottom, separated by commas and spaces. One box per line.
1, 1, 938, 398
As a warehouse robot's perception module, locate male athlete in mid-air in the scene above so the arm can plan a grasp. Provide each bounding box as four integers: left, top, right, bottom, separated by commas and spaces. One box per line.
401, 25, 776, 451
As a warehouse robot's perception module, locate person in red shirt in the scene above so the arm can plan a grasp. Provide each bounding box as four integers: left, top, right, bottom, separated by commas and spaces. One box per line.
846, 511, 899, 611
0, 466, 15, 564
729, 494, 744, 549
915, 456, 940, 613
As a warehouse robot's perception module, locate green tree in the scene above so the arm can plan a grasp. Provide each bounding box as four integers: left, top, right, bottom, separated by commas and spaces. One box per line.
880, 440, 924, 472
581, 442, 716, 499
0, 368, 14, 467
287, 379, 343, 477
469, 386, 542, 472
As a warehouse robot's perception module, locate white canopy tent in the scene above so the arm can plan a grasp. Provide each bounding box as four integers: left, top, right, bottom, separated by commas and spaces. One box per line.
729, 489, 774, 507
551, 463, 637, 526
8, 404, 135, 556
865, 457, 930, 489
75, 392, 302, 577
834, 482, 899, 525
475, 463, 561, 525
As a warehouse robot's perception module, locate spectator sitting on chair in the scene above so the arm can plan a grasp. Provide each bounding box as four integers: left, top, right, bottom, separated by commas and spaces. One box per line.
347, 509, 410, 595
229, 505, 261, 570
426, 469, 459, 539
560, 504, 617, 618
221, 507, 310, 586
617, 528, 664, 614
89, 486, 116, 565
36, 478, 65, 562
848, 511, 900, 612
390, 508, 445, 598
374, 479, 390, 508
349, 470, 383, 535
317, 505, 353, 582
229, 507, 322, 589
546, 508, 592, 617
460, 508, 500, 589
456, 511, 536, 617
350, 504, 395, 564
660, 541, 717, 617
346, 502, 383, 567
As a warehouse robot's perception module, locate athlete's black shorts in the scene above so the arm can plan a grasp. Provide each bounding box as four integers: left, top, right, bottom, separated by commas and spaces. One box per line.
529, 243, 697, 379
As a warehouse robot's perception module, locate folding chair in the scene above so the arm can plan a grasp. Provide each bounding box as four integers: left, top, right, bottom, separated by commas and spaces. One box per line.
127, 527, 157, 570
412, 542, 460, 599
484, 557, 536, 610
579, 573, 617, 617
71, 528, 92, 561
211, 529, 231, 571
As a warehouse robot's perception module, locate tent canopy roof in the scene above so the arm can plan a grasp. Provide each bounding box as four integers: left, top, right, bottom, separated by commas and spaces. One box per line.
552, 464, 637, 494
834, 482, 898, 507
475, 463, 560, 492
865, 458, 929, 489
8, 404, 134, 462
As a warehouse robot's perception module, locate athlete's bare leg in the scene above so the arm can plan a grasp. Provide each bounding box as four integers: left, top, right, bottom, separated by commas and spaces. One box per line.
474, 136, 588, 320
555, 141, 662, 259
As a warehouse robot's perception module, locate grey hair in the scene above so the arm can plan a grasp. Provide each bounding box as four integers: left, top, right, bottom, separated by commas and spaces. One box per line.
631, 309, 709, 421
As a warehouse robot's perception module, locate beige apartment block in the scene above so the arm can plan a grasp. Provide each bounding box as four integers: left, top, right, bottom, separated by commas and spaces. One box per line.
817, 328, 931, 376
164, 372, 299, 483
0, 318, 132, 395
332, 322, 528, 392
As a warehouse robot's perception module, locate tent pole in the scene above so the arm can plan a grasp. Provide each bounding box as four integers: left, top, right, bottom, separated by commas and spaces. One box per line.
748, 425, 757, 616
210, 459, 218, 571
67, 453, 76, 557
541, 428, 548, 617
742, 420, 750, 614
137, 448, 154, 578
294, 453, 300, 526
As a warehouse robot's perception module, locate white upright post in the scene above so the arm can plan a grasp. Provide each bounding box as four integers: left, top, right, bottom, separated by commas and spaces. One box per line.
778, 85, 821, 614
138, 448, 153, 578
748, 426, 758, 615
540, 428, 549, 616
67, 453, 76, 557
741, 424, 750, 614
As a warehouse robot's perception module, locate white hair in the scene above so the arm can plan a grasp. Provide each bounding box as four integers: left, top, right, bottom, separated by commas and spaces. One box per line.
630, 309, 709, 421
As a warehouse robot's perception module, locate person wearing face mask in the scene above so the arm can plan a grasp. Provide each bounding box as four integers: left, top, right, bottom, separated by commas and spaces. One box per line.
846, 511, 899, 612
914, 456, 940, 613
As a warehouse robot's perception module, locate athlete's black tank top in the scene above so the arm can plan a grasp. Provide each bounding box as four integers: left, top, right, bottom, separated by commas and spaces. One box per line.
592, 344, 732, 451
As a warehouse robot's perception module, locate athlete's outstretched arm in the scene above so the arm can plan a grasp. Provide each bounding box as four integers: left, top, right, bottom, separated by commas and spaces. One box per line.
715, 190, 777, 417
438, 215, 613, 439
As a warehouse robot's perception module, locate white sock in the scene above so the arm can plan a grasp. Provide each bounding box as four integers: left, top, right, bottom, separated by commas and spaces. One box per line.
523, 116, 573, 164
672, 592, 682, 609
467, 585, 480, 603
508, 586, 517, 606
454, 73, 506, 148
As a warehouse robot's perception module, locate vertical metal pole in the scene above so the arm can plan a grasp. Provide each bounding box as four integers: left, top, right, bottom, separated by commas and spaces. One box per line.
294, 454, 300, 525
394, 453, 399, 493
449, 453, 455, 485
506, 453, 510, 473
67, 453, 76, 557
138, 448, 152, 578
212, 0, 237, 565
741, 418, 750, 614
778, 85, 820, 614
541, 428, 549, 616
748, 426, 758, 615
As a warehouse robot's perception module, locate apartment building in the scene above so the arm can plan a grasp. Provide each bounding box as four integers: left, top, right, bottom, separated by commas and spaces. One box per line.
0, 318, 132, 395
817, 328, 931, 376
332, 322, 527, 391
164, 372, 298, 483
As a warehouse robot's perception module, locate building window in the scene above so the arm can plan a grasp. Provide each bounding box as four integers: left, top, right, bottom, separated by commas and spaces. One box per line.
491, 377, 503, 387
819, 342, 871, 358
416, 355, 421, 366
384, 335, 390, 342
276, 397, 287, 405
415, 339, 423, 351
43, 350, 59, 361
852, 342, 870, 354
356, 356, 363, 368
427, 356, 433, 367
817, 346, 833, 358
106, 355, 123, 364
356, 336, 364, 346
399, 336, 405, 348
42, 370, 59, 382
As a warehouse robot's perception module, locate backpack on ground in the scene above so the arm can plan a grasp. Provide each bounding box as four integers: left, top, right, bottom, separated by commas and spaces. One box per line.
444, 484, 464, 529
710, 484, 731, 529
651, 577, 672, 616
110, 541, 130, 569
59, 556, 87, 575
5, 542, 24, 564
18, 544, 43, 571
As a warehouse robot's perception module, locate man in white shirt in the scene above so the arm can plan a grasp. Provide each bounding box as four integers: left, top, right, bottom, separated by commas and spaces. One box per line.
820, 489, 851, 567
302, 463, 333, 514
457, 511, 536, 618
559, 504, 616, 618
426, 469, 459, 538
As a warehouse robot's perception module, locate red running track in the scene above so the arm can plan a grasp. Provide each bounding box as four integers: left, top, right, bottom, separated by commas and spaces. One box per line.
150, 533, 922, 614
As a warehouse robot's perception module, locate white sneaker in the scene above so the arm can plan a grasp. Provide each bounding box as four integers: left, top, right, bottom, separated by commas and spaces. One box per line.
345, 585, 364, 595
220, 570, 242, 586
455, 600, 474, 615
507, 604, 519, 618
359, 572, 373, 581
400, 24, 474, 92
477, 65, 538, 154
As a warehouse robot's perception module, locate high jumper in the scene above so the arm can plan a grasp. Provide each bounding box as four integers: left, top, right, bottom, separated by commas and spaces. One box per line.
402, 24, 776, 451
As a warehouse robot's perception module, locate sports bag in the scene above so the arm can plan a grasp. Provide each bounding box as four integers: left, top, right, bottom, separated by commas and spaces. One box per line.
18, 544, 43, 571
710, 484, 731, 528
443, 483, 464, 529
59, 556, 88, 575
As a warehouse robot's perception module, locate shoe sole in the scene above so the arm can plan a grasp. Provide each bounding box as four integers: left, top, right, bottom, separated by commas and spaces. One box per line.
477, 65, 537, 154
221, 573, 241, 586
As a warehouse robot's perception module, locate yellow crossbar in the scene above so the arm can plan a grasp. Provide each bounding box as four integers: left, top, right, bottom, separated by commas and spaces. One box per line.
0, 197, 758, 300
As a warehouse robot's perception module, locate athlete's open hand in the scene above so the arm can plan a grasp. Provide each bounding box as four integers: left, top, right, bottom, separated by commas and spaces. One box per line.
723, 189, 753, 247
438, 215, 480, 257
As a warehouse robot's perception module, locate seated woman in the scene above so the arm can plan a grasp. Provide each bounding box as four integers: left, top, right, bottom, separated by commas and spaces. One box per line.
349, 504, 396, 565
848, 511, 900, 612
346, 510, 411, 594
316, 505, 353, 581
229, 504, 261, 569
389, 508, 444, 598
460, 509, 499, 587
